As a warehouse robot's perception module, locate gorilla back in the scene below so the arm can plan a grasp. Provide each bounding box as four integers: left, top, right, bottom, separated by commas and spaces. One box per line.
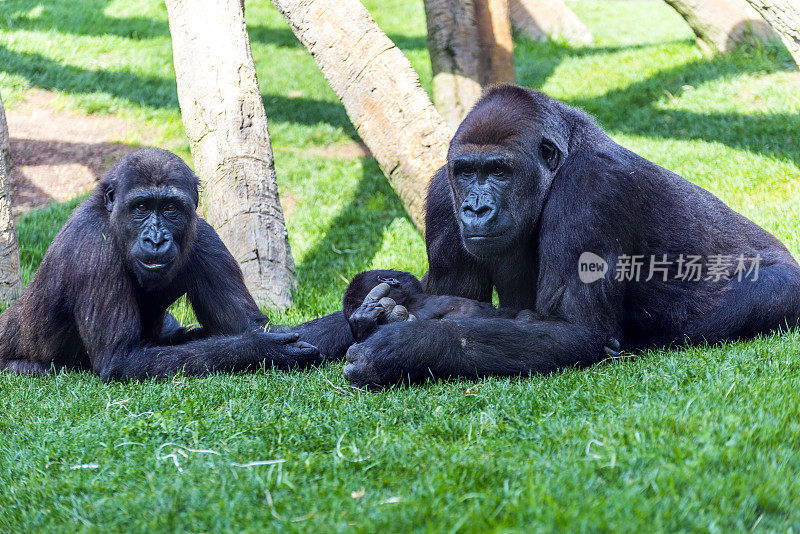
0, 148, 336, 379
342, 86, 800, 387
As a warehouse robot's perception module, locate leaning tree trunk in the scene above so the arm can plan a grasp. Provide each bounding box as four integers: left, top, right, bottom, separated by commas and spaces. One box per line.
272, 0, 452, 233
744, 0, 800, 67
166, 0, 295, 309
663, 0, 779, 54
423, 0, 515, 130
509, 0, 593, 45
0, 94, 22, 305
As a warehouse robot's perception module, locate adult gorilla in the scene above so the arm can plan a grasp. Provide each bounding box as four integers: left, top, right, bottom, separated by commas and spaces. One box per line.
0, 149, 352, 380
343, 85, 800, 387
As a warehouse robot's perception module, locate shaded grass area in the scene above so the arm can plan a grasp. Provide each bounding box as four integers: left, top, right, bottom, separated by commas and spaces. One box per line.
1, 0, 800, 531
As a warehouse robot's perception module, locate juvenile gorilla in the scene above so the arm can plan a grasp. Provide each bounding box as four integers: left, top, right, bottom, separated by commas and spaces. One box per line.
343, 86, 800, 387
0, 149, 351, 380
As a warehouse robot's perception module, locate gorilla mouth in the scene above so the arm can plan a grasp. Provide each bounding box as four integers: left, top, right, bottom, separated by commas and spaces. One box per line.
138, 259, 170, 271
463, 232, 504, 241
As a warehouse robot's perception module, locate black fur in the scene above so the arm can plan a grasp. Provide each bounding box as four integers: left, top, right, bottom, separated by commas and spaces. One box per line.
342, 86, 800, 387
344, 269, 521, 343
0, 148, 353, 380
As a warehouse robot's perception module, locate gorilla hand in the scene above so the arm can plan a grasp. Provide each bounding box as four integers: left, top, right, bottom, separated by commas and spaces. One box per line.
343, 321, 431, 387
255, 332, 323, 369
348, 282, 416, 342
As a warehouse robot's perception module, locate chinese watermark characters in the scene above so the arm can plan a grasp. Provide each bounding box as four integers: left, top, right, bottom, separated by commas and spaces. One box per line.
578, 252, 761, 284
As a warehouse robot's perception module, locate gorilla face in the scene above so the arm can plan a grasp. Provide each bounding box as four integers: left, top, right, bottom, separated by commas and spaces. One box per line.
121, 187, 195, 287
103, 154, 198, 289
447, 88, 568, 259
449, 148, 518, 257
448, 138, 563, 258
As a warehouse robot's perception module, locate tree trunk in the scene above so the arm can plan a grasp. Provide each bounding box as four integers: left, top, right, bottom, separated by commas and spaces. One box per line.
509, 0, 593, 45
744, 0, 800, 67
0, 94, 22, 305
424, 0, 516, 129
663, 0, 779, 54
0, 96, 9, 171
165, 0, 295, 309
423, 0, 484, 130
474, 0, 516, 86
272, 0, 452, 233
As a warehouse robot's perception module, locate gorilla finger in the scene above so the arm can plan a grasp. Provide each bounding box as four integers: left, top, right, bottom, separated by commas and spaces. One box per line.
607, 337, 621, 352
386, 304, 409, 322
343, 362, 355, 381
378, 297, 396, 312
290, 341, 317, 350
295, 346, 321, 357
365, 282, 391, 302
294, 351, 322, 365
604, 346, 620, 359
345, 344, 363, 363
362, 300, 381, 312
408, 313, 417, 321
265, 332, 301, 344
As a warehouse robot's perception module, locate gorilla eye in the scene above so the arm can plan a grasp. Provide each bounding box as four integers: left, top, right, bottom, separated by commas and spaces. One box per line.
539, 139, 560, 171
164, 203, 178, 214
134, 202, 148, 214
489, 164, 507, 178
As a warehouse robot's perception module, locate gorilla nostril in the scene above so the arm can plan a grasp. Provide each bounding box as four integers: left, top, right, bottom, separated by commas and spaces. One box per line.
474, 205, 492, 217
143, 235, 169, 252
462, 203, 494, 222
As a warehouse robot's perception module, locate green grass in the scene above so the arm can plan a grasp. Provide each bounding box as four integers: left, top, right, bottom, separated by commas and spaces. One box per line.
2, 0, 800, 531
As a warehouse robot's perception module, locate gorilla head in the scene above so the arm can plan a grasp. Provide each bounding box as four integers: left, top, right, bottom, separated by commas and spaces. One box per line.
447, 86, 576, 258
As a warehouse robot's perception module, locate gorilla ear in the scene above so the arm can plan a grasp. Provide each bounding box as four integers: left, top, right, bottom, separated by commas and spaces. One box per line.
104, 185, 116, 212
539, 139, 561, 172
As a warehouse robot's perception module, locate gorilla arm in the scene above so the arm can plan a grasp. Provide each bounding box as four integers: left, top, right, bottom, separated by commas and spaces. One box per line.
342, 271, 624, 388
342, 315, 611, 387
175, 220, 354, 360
81, 223, 319, 381
78, 280, 319, 381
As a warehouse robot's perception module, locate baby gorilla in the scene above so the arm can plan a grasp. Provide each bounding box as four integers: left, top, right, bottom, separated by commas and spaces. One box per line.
344, 270, 517, 341
343, 270, 621, 374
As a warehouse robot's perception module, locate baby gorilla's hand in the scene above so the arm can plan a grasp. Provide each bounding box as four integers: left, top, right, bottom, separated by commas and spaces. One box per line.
348, 282, 417, 342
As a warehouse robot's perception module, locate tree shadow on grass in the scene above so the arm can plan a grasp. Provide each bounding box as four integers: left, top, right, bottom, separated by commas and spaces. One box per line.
514, 39, 678, 90
565, 49, 800, 168
515, 37, 799, 168
2, 0, 427, 53
293, 157, 409, 307
6, 0, 795, 167
0, 44, 357, 139
1, 0, 169, 40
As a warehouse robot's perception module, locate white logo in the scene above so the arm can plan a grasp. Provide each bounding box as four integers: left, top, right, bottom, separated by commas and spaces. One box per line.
578, 252, 608, 283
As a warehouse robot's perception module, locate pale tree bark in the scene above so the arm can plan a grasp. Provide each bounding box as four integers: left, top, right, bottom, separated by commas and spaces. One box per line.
166, 0, 295, 309
474, 0, 516, 86
0, 94, 22, 305
663, 0, 779, 54
423, 0, 515, 130
509, 0, 593, 45
423, 0, 484, 129
272, 0, 452, 233
744, 0, 800, 67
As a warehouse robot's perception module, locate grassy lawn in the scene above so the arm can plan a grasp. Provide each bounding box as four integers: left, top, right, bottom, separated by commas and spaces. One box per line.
2, 0, 800, 531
